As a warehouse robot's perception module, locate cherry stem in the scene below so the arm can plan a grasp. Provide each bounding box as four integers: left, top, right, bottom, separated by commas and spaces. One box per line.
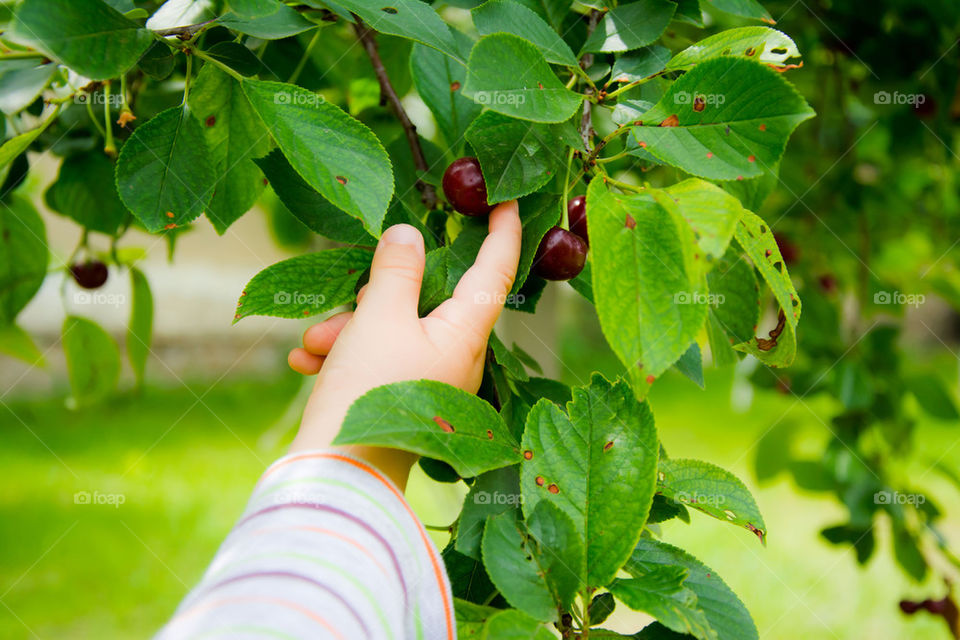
287, 28, 322, 84
354, 19, 437, 210
603, 175, 644, 193
562, 147, 574, 229
577, 9, 602, 152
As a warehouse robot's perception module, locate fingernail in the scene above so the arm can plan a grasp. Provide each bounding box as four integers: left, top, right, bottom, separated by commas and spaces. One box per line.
381, 224, 421, 247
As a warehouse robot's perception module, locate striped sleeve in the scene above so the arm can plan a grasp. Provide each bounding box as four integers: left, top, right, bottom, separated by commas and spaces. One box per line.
156, 450, 455, 640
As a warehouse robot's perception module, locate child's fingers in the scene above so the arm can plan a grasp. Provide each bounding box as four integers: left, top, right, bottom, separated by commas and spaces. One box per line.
428, 201, 522, 339
356, 224, 425, 320
288, 348, 325, 375
355, 284, 368, 305
302, 312, 353, 355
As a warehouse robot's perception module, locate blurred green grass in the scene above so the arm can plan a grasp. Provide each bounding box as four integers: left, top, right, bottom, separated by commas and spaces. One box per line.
1, 317, 958, 638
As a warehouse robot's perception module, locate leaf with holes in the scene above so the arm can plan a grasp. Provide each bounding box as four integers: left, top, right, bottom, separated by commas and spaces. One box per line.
0, 196, 47, 325
255, 150, 374, 245
658, 458, 766, 543
11, 0, 153, 80
520, 374, 658, 587
463, 34, 583, 124
243, 79, 394, 237
666, 27, 801, 71
188, 65, 271, 234
609, 567, 717, 640
235, 249, 372, 321
658, 179, 746, 263
410, 34, 480, 151
587, 180, 707, 396
481, 505, 580, 621
472, 0, 577, 66
336, 380, 521, 477
627, 539, 758, 640
466, 111, 568, 203
581, 0, 676, 53
116, 106, 215, 233
630, 57, 814, 181
63, 316, 121, 406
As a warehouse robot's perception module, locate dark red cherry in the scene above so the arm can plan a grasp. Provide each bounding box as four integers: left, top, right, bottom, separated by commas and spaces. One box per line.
442, 157, 494, 216
774, 232, 799, 265
70, 260, 109, 289
533, 227, 587, 281
568, 195, 587, 244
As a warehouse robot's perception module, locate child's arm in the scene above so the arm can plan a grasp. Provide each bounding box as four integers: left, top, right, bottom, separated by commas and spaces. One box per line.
158, 202, 522, 640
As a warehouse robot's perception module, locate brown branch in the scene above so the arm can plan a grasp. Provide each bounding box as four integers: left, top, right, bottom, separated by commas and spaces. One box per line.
152, 18, 218, 39
578, 9, 602, 152
353, 20, 437, 210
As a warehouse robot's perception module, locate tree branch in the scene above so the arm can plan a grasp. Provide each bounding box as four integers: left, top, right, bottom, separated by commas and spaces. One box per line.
152, 18, 219, 39
353, 20, 437, 210
578, 9, 602, 152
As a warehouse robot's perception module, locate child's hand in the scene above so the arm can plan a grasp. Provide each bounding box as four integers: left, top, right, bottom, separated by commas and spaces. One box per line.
286, 201, 522, 484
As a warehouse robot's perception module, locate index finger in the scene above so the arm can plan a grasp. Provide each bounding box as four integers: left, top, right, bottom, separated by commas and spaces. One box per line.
428, 200, 522, 339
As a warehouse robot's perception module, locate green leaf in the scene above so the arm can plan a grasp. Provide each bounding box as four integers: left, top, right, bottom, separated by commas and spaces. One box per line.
666, 27, 800, 71
242, 79, 394, 237
588, 592, 617, 626
520, 374, 658, 587
609, 567, 717, 640
525, 501, 582, 610
472, 0, 576, 66
627, 538, 757, 640
62, 316, 121, 406
906, 374, 960, 421
227, 0, 282, 18
610, 46, 671, 83
0, 109, 58, 174
127, 267, 153, 387
0, 196, 47, 324
146, 0, 215, 29
481, 609, 554, 639
217, 5, 316, 39
410, 36, 482, 151
11, 0, 153, 80
658, 179, 745, 262
45, 151, 129, 236
115, 106, 215, 233
0, 63, 55, 115
581, 0, 676, 53
630, 57, 814, 181
188, 65, 270, 234
481, 509, 563, 621
465, 111, 567, 203
454, 598, 500, 638
672, 0, 704, 26
705, 0, 774, 22
0, 323, 45, 366
489, 332, 530, 382
336, 380, 521, 477
444, 546, 498, 604
138, 41, 177, 80
587, 180, 707, 394
463, 34, 583, 123
235, 248, 372, 320
419, 247, 451, 315
707, 247, 760, 344
458, 465, 521, 558
706, 312, 738, 366
673, 341, 704, 388
202, 41, 263, 77
255, 150, 374, 244
658, 458, 766, 543
321, 0, 461, 60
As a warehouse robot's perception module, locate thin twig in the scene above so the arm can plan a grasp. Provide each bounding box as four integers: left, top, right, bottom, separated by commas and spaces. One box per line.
578, 9, 602, 152
152, 18, 218, 39
353, 19, 437, 209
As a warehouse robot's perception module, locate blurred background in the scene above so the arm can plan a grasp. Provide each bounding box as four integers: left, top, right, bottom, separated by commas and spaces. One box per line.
4, 0, 960, 638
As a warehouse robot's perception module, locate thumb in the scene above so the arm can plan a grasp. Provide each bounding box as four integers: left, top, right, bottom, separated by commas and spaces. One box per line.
356, 224, 425, 319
